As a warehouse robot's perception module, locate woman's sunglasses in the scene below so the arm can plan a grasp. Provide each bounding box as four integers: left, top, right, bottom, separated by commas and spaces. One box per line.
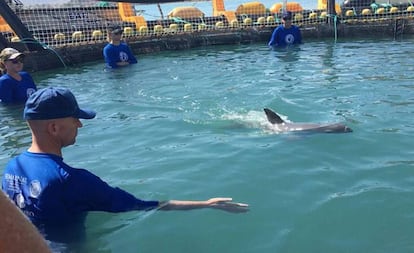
7, 57, 24, 64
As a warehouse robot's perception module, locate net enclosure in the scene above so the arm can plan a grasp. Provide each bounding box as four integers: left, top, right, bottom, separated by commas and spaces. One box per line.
1, 0, 414, 48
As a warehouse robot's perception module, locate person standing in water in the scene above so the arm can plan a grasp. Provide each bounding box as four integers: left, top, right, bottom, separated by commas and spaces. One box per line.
103, 25, 138, 68
0, 47, 37, 104
268, 11, 302, 48
1, 87, 249, 243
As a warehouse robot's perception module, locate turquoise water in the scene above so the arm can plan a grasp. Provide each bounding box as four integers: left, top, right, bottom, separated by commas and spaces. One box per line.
1, 37, 414, 253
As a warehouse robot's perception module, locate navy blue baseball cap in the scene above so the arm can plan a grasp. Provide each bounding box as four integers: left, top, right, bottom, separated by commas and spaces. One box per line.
23, 87, 96, 120
282, 11, 292, 20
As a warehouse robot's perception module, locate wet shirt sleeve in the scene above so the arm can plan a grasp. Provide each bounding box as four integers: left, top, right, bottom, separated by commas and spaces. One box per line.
64, 168, 159, 213
103, 44, 119, 68
125, 45, 138, 64
268, 26, 281, 46
0, 75, 14, 103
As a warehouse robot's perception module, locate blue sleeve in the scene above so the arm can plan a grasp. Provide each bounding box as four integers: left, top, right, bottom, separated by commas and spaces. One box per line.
268, 27, 279, 47
64, 168, 159, 213
126, 46, 137, 64
0, 76, 13, 103
103, 44, 118, 69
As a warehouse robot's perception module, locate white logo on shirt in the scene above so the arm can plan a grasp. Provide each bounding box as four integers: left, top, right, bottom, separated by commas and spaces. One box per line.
29, 180, 42, 198
16, 193, 25, 208
119, 51, 129, 62
285, 34, 295, 44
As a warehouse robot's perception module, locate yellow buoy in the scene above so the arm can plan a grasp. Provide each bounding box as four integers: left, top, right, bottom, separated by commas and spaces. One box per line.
309, 12, 318, 19
168, 6, 205, 19
230, 19, 239, 28
123, 27, 134, 36
375, 7, 385, 14
257, 17, 265, 25
389, 7, 398, 13
198, 23, 206, 31
257, 17, 266, 25
183, 23, 192, 32
243, 17, 252, 26
54, 33, 65, 40
92, 30, 103, 39
72, 31, 83, 40
361, 8, 372, 15
266, 16, 275, 24
236, 2, 266, 15
270, 2, 303, 14
11, 36, 20, 42
215, 21, 225, 29
294, 13, 303, 21
406, 6, 414, 12
320, 11, 328, 18
345, 10, 354, 17
153, 25, 163, 34
139, 26, 148, 35
169, 23, 178, 33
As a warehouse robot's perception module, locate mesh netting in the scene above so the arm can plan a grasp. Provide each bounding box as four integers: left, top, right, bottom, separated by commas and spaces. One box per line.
1, 0, 414, 48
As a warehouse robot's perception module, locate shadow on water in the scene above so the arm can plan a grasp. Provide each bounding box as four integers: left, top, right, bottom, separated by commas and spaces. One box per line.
270, 46, 302, 76
271, 46, 301, 63
42, 223, 86, 253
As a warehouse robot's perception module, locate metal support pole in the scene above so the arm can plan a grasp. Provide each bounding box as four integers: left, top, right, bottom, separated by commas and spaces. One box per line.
327, 0, 337, 25
0, 0, 43, 51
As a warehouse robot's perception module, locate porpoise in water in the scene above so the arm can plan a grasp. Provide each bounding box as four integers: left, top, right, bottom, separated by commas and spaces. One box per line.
263, 108, 353, 133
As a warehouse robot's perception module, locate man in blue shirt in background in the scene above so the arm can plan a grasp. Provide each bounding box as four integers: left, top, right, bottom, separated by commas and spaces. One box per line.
1, 87, 248, 243
268, 11, 302, 48
103, 25, 138, 68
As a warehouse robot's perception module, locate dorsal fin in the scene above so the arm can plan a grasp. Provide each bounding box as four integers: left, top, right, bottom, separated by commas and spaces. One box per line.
263, 108, 285, 124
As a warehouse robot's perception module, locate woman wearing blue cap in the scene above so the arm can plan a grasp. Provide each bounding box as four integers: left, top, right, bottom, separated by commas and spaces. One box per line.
268, 11, 302, 48
103, 25, 138, 69
1, 87, 249, 243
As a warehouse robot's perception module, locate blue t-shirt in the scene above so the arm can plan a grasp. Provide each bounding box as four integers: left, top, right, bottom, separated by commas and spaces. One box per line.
0, 72, 37, 104
103, 42, 138, 68
1, 151, 159, 227
268, 25, 302, 47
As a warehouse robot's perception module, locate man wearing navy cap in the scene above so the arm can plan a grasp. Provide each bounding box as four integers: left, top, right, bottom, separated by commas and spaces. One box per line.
1, 87, 248, 242
103, 24, 138, 68
268, 11, 302, 47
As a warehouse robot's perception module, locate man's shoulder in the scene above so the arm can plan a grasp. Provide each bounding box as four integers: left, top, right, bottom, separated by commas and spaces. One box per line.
12, 152, 62, 167
103, 43, 115, 51
275, 25, 284, 30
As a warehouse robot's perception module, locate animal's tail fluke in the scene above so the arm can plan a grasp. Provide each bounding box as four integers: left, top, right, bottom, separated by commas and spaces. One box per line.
263, 108, 285, 124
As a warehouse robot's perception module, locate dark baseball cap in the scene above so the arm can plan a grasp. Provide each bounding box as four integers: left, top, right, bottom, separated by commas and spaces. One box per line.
282, 11, 292, 20
108, 25, 123, 34
23, 87, 96, 120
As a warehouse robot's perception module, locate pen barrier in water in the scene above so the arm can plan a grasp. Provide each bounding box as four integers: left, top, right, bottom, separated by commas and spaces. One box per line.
2, 0, 414, 49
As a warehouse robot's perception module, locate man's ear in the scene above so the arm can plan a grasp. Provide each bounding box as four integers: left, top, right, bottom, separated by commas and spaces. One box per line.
46, 120, 59, 136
